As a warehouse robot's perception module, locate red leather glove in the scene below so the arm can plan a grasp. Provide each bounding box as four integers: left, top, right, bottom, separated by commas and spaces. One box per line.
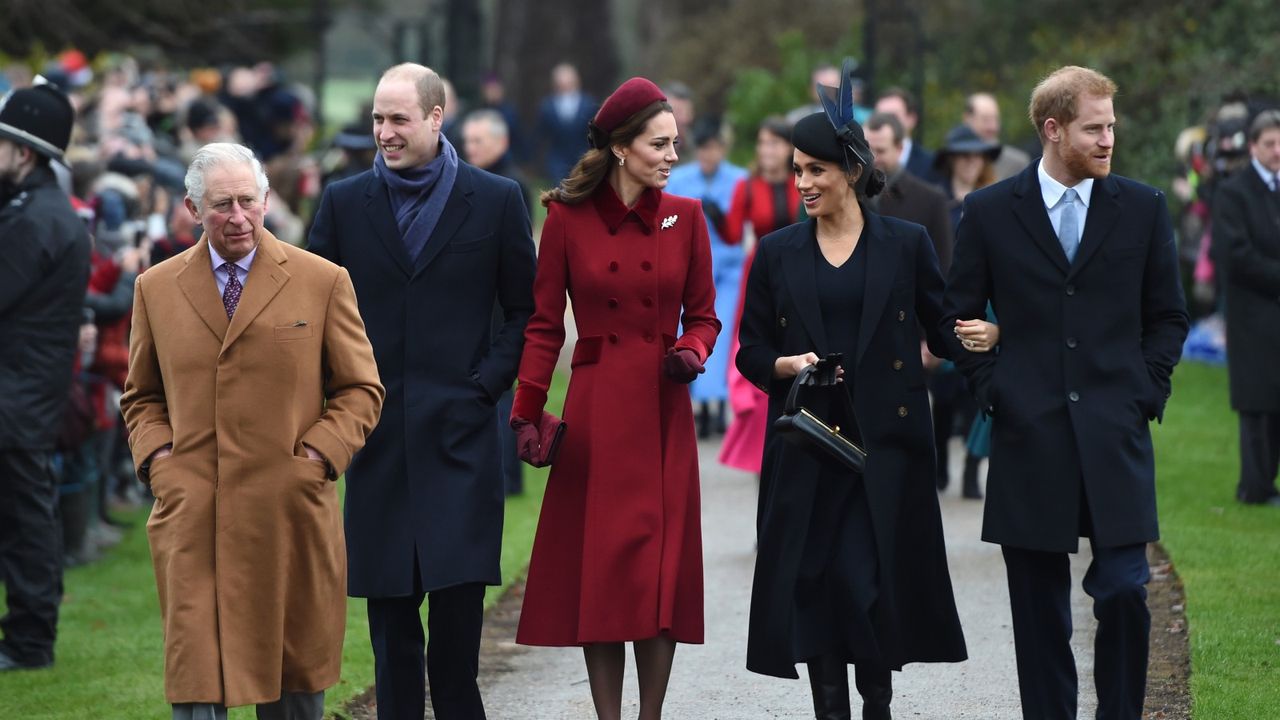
510, 411, 566, 467
663, 347, 705, 384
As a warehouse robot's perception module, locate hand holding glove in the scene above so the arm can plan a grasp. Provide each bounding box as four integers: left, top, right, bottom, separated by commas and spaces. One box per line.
663, 347, 705, 384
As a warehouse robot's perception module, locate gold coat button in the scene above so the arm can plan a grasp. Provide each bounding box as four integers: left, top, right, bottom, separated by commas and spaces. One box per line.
897, 310, 906, 322
893, 360, 903, 370
897, 406, 908, 417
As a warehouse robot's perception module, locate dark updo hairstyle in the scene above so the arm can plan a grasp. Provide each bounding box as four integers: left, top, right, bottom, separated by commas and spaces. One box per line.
540, 100, 673, 207
790, 111, 887, 200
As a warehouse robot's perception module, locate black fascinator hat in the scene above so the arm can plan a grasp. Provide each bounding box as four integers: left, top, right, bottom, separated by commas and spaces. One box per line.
791, 58, 881, 196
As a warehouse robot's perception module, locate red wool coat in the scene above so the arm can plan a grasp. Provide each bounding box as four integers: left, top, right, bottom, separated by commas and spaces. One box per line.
512, 183, 720, 645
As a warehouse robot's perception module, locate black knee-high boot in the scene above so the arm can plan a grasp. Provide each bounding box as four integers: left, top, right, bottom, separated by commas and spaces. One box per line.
806, 654, 852, 720
853, 665, 892, 720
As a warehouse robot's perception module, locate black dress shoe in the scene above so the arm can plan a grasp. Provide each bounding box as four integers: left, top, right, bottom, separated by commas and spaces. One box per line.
0, 647, 52, 671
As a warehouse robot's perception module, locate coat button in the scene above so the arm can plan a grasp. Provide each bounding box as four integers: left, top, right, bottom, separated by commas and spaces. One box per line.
779, 316, 788, 327
1066, 337, 1078, 349
897, 310, 906, 322
609, 261, 619, 272
642, 297, 654, 308
1068, 391, 1080, 402
643, 332, 655, 343
608, 298, 619, 308
608, 333, 619, 344
893, 360, 904, 370
1066, 284, 1076, 296
641, 261, 653, 271
897, 406, 908, 417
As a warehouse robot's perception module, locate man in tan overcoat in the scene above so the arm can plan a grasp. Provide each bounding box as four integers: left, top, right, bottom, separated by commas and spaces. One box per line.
121, 142, 384, 720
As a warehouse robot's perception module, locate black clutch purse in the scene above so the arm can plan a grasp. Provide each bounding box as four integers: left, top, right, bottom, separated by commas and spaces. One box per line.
773, 363, 867, 473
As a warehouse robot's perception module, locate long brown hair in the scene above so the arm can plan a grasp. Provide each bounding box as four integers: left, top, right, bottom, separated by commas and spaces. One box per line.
541, 100, 673, 207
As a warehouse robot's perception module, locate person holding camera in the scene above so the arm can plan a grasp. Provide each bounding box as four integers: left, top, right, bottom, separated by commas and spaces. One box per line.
735, 65, 992, 719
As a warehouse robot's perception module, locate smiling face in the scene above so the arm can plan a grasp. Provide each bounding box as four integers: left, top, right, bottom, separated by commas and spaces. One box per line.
373, 77, 442, 171
617, 111, 679, 190
793, 148, 857, 218
186, 160, 267, 262
1046, 93, 1115, 184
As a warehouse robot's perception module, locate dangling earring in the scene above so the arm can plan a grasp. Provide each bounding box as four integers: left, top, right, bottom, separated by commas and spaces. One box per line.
618, 155, 626, 167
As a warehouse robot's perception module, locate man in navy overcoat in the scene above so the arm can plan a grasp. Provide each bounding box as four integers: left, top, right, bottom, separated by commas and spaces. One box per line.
308, 63, 536, 720
942, 66, 1188, 720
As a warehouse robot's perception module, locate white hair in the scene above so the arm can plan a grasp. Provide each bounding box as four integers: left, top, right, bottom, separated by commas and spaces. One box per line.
463, 109, 509, 140
184, 142, 269, 211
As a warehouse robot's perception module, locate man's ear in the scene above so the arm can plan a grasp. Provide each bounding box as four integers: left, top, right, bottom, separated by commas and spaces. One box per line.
184, 196, 200, 222
1043, 118, 1062, 144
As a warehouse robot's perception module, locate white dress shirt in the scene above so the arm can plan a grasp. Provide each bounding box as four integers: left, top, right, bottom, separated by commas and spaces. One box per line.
1038, 159, 1094, 240
1252, 156, 1279, 191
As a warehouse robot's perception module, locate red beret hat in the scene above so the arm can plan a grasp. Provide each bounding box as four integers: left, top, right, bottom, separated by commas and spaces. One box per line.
588, 77, 667, 148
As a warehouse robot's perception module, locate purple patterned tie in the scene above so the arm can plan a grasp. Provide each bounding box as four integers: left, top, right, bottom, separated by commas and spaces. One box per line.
221, 262, 242, 318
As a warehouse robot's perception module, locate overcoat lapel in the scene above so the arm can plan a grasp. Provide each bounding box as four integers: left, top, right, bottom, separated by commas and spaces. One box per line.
363, 173, 414, 277
1068, 174, 1121, 278
222, 233, 290, 353
855, 213, 894, 367
779, 221, 829, 355
1010, 166, 1071, 275
176, 239, 229, 343
412, 165, 474, 277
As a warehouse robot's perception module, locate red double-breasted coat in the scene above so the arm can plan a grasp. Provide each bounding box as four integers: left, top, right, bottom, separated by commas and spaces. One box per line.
512, 183, 720, 645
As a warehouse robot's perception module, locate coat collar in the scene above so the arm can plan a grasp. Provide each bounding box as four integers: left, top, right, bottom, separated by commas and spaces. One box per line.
177, 230, 290, 352
778, 211, 897, 367
592, 181, 661, 234
361, 164, 475, 278
1010, 163, 1120, 277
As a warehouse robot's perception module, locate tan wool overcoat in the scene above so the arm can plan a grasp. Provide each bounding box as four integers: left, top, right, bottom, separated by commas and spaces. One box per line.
120, 232, 384, 706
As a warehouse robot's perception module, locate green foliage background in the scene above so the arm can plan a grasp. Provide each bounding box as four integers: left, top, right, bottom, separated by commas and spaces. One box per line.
660, 0, 1280, 193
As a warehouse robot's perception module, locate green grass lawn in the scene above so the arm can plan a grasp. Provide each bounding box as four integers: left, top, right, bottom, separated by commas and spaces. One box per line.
0, 373, 565, 719
1153, 361, 1280, 719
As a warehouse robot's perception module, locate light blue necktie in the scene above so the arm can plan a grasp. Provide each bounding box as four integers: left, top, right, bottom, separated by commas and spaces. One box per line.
1058, 188, 1080, 263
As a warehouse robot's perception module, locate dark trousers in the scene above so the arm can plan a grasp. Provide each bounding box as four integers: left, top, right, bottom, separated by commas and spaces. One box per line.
367, 578, 487, 720
928, 369, 974, 485
1237, 411, 1280, 503
0, 448, 64, 666
1002, 542, 1151, 720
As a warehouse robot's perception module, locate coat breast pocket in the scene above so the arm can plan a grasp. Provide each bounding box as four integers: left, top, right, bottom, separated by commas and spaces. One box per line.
446, 233, 492, 254
274, 323, 313, 342
1104, 243, 1145, 261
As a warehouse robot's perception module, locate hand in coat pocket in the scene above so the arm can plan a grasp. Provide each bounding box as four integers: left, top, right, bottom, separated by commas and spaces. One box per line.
511, 411, 567, 468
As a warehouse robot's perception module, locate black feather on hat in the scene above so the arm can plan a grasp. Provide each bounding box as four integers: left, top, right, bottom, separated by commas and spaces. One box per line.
791, 58, 874, 172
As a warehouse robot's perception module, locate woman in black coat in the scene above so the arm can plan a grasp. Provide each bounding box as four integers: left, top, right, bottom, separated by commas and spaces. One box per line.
736, 74, 992, 718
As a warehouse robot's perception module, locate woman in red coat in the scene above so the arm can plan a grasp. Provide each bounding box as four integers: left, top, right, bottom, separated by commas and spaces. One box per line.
510, 77, 720, 720
719, 116, 801, 474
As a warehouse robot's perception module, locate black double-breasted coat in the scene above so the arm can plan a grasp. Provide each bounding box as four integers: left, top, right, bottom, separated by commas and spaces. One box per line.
943, 165, 1189, 553
736, 212, 967, 679
1211, 165, 1280, 413
308, 163, 537, 596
